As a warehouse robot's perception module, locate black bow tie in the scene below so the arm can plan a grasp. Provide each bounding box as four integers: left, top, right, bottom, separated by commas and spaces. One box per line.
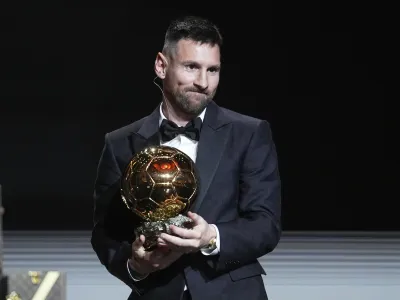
159, 117, 202, 142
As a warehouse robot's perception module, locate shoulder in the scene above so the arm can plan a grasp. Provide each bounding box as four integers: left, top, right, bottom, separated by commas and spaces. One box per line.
104, 116, 147, 143
214, 104, 276, 150
218, 105, 271, 132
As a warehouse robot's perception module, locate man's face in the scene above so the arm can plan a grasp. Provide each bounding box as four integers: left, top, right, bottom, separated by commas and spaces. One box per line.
163, 39, 221, 116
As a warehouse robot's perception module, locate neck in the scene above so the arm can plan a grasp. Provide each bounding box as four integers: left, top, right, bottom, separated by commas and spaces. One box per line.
162, 99, 194, 127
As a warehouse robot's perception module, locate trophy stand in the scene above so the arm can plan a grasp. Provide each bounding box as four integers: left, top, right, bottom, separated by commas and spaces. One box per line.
135, 214, 194, 251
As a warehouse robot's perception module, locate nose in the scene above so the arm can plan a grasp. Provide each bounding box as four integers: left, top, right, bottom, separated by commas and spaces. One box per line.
193, 70, 208, 91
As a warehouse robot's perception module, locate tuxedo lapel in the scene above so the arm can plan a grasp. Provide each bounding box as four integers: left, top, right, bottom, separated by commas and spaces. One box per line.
131, 132, 160, 154
130, 105, 161, 153
191, 102, 231, 213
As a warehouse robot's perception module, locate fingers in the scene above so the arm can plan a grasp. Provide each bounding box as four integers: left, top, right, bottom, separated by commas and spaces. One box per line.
187, 211, 201, 224
143, 247, 182, 270
159, 232, 199, 249
157, 237, 168, 246
132, 235, 145, 250
169, 225, 201, 239
131, 235, 180, 274
157, 218, 208, 252
132, 235, 146, 259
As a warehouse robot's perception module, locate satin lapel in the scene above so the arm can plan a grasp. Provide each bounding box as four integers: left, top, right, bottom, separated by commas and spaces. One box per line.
131, 131, 160, 154
191, 102, 231, 213
130, 104, 161, 154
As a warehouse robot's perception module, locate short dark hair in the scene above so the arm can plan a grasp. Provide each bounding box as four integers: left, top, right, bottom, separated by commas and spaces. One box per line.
162, 15, 223, 56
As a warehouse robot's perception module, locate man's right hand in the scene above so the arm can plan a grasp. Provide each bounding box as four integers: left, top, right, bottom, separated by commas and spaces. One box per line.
128, 234, 183, 276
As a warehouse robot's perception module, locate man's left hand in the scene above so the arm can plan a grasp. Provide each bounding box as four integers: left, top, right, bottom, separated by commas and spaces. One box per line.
157, 211, 216, 253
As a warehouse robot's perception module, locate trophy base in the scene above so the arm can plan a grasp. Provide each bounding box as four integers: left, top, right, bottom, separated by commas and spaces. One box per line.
134, 214, 194, 251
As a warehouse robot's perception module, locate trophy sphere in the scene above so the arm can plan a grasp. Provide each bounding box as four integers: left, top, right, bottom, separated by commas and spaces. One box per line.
121, 145, 199, 223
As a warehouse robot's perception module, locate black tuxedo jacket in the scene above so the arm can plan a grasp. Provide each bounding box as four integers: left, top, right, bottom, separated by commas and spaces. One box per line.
91, 101, 281, 300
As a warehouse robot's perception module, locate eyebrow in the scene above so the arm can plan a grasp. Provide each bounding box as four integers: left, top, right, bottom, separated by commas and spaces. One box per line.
182, 60, 221, 69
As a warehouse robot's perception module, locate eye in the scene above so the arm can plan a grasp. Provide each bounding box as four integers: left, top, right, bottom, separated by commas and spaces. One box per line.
208, 67, 220, 73
185, 64, 198, 71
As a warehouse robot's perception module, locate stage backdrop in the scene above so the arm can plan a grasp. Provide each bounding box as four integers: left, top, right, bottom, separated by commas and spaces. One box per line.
0, 3, 388, 231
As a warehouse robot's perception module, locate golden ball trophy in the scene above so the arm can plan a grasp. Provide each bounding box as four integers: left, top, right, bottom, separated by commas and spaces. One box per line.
120, 145, 199, 250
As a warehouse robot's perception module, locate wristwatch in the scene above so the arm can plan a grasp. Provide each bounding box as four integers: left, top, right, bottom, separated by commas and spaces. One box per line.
203, 237, 217, 251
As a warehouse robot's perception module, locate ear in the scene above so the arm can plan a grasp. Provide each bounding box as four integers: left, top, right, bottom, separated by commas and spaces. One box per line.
154, 52, 168, 79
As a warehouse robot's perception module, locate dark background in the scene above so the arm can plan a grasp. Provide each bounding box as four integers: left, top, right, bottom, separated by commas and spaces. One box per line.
0, 2, 388, 231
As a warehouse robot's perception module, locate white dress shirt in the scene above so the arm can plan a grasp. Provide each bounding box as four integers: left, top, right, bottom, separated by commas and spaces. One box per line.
127, 104, 221, 285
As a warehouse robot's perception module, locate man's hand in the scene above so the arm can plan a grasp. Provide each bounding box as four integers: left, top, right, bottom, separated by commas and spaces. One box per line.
158, 211, 217, 253
129, 234, 183, 276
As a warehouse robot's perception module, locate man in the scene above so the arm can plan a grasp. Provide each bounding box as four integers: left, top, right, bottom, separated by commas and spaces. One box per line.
91, 15, 281, 300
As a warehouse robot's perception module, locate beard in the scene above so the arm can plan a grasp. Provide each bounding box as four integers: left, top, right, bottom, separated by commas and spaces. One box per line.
172, 88, 216, 116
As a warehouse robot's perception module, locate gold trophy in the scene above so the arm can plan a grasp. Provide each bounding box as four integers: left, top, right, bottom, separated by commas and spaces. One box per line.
121, 145, 199, 250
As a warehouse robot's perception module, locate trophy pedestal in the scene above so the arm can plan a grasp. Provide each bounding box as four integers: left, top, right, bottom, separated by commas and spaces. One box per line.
135, 214, 194, 251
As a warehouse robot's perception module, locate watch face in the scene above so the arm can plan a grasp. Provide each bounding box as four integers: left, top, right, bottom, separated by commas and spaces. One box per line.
209, 238, 217, 249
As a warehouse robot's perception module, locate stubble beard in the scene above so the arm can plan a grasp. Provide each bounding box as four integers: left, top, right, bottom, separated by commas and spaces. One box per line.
173, 90, 215, 116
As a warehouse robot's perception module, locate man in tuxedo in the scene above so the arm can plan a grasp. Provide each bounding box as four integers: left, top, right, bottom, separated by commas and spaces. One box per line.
91, 15, 281, 300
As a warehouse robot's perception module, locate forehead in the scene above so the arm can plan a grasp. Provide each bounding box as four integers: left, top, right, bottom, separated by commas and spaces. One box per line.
173, 39, 220, 64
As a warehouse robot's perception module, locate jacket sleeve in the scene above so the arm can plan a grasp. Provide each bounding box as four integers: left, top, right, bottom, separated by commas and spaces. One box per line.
90, 133, 144, 294
206, 120, 282, 273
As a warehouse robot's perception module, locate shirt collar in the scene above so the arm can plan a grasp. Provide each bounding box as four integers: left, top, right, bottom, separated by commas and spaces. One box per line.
158, 102, 206, 126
